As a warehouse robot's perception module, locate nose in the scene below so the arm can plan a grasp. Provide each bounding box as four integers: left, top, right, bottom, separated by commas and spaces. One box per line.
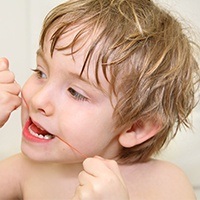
30, 85, 55, 116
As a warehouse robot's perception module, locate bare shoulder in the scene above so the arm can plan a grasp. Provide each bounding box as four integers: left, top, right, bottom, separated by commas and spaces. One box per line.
0, 153, 24, 179
0, 153, 36, 179
0, 153, 30, 172
120, 159, 196, 200
0, 153, 29, 199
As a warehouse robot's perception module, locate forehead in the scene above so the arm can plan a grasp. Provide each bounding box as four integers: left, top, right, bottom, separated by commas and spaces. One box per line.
43, 23, 92, 56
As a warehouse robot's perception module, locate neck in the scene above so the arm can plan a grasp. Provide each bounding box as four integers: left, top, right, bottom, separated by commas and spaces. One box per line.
23, 153, 84, 178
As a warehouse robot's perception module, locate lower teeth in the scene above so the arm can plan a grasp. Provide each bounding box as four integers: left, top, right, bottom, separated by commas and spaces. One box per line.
28, 127, 53, 140
39, 134, 53, 140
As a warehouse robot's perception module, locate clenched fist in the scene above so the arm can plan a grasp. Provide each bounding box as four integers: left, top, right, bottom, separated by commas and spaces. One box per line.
72, 156, 129, 200
0, 58, 21, 128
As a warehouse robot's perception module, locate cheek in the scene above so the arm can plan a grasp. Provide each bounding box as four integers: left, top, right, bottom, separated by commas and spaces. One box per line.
21, 81, 32, 109
21, 79, 34, 126
21, 75, 39, 106
63, 110, 115, 148
22, 77, 34, 99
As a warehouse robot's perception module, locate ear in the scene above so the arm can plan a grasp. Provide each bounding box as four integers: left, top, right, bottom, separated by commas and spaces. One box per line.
118, 120, 161, 148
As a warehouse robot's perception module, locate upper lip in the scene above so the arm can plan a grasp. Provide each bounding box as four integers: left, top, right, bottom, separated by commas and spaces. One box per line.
30, 117, 54, 136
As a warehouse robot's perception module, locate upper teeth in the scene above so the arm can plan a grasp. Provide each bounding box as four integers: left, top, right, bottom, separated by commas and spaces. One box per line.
28, 127, 53, 140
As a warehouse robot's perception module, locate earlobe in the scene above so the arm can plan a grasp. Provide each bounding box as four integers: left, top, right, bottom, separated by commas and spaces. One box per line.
118, 120, 161, 148
118, 130, 137, 148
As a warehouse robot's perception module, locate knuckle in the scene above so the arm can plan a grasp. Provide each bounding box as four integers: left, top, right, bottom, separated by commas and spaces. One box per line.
14, 83, 21, 94
76, 186, 91, 200
14, 97, 22, 109
0, 92, 21, 109
0, 58, 9, 70
1, 71, 15, 83
91, 182, 104, 198
92, 182, 101, 192
0, 92, 10, 103
8, 71, 15, 81
78, 171, 85, 180
83, 157, 92, 167
107, 159, 118, 168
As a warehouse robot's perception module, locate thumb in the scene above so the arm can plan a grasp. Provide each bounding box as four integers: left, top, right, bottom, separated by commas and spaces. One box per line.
94, 156, 124, 182
0, 58, 9, 71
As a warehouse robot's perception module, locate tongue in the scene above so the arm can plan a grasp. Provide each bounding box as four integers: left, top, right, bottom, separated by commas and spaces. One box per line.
30, 123, 49, 135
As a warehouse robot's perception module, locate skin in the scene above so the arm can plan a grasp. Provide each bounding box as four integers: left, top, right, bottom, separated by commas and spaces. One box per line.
0, 27, 196, 199
0, 58, 21, 128
21, 29, 124, 163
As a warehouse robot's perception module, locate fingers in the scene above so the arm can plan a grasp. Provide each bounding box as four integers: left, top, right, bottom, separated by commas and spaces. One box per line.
80, 157, 125, 188
0, 71, 15, 83
0, 58, 15, 83
74, 157, 129, 200
82, 156, 123, 181
0, 82, 21, 95
0, 57, 21, 95
0, 57, 9, 71
0, 95, 22, 127
0, 57, 22, 127
98, 157, 125, 183
0, 76, 21, 113
0, 90, 21, 107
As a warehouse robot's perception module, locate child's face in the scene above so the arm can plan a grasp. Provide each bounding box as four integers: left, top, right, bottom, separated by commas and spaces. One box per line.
21, 27, 122, 163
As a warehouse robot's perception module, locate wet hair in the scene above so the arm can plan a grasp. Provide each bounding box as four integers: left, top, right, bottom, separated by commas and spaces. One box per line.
39, 0, 199, 164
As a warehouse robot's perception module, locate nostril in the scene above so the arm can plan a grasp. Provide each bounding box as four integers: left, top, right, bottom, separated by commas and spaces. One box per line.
38, 108, 46, 115
37, 103, 54, 116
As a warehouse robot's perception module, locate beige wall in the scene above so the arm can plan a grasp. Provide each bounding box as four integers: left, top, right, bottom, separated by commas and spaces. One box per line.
0, 0, 29, 158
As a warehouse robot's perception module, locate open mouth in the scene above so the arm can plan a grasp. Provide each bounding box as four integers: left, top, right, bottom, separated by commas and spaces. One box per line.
25, 118, 55, 141
23, 118, 87, 157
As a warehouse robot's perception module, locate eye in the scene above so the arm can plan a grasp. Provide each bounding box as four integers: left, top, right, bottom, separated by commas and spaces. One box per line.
68, 87, 88, 101
32, 68, 47, 79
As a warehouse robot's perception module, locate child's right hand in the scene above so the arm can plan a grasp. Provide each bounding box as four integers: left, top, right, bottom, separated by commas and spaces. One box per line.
72, 156, 129, 200
0, 58, 21, 128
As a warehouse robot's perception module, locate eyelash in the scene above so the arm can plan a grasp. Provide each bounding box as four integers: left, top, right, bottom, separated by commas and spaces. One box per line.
32, 69, 88, 102
68, 87, 88, 101
32, 68, 47, 79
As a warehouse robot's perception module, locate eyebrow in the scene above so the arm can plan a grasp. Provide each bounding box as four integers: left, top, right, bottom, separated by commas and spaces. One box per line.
36, 49, 94, 87
36, 49, 108, 96
68, 71, 105, 94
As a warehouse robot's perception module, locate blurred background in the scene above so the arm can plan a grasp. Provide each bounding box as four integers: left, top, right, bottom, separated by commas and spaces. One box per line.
0, 0, 199, 198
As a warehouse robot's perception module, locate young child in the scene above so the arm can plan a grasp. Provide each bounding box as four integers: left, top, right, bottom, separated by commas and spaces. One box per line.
0, 0, 199, 199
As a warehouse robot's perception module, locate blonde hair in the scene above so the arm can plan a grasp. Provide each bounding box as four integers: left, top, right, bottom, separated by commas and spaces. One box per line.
39, 0, 199, 164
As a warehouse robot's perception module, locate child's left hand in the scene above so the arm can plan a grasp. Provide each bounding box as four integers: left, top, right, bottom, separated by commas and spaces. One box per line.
72, 156, 129, 200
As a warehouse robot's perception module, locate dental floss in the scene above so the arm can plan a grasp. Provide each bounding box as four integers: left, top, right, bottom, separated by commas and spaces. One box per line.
22, 94, 87, 158
56, 135, 87, 158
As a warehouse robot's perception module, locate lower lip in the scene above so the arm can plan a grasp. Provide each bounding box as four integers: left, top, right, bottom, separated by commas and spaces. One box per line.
22, 119, 53, 143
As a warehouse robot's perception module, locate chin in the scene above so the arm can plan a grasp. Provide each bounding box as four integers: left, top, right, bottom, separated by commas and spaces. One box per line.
21, 143, 53, 163
21, 141, 85, 164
